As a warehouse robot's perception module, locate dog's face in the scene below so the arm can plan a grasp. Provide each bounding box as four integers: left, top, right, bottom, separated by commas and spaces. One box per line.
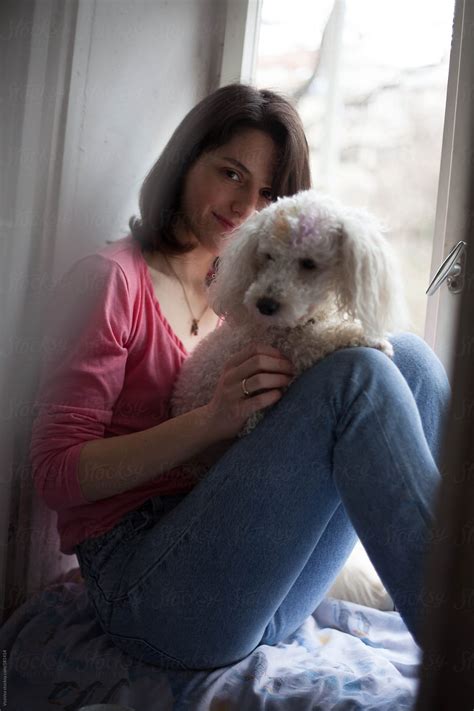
209, 189, 406, 335
243, 196, 344, 327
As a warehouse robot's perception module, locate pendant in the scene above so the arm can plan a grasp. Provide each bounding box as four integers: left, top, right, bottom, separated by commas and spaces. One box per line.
191, 319, 199, 336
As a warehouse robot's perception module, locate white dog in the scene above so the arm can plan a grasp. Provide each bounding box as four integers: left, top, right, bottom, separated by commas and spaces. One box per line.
171, 189, 408, 480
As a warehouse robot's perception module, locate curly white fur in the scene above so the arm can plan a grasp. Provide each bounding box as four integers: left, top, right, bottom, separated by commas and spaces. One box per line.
170, 189, 409, 480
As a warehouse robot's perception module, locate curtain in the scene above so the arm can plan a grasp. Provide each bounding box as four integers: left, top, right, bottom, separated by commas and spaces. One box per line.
1, 0, 80, 623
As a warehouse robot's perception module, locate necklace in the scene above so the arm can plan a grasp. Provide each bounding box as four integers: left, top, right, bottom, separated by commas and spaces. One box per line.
162, 253, 210, 336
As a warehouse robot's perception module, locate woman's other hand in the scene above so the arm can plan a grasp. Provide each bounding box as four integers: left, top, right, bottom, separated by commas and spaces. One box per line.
203, 343, 295, 441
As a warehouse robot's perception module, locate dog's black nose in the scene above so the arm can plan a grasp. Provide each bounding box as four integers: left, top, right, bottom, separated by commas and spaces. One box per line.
256, 297, 280, 315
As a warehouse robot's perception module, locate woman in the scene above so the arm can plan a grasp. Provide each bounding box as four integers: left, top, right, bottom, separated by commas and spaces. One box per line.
30, 83, 450, 671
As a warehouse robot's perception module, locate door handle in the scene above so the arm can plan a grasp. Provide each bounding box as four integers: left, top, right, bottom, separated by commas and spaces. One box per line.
426, 240, 467, 296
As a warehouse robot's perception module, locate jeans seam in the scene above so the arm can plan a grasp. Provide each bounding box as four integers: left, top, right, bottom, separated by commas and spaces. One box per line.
107, 629, 190, 669
346, 377, 434, 531
123, 474, 247, 598
123, 516, 199, 599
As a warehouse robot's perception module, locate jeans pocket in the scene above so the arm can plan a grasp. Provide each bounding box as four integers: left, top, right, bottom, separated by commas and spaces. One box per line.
74, 494, 189, 605
75, 506, 156, 603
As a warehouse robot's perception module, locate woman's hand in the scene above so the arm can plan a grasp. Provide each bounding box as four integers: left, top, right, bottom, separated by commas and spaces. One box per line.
202, 343, 295, 441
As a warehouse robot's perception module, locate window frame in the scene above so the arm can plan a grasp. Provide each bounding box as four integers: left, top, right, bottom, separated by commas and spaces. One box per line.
423, 0, 471, 381
218, 0, 263, 87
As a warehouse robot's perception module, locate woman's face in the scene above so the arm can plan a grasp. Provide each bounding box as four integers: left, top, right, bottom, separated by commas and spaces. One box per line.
178, 128, 279, 257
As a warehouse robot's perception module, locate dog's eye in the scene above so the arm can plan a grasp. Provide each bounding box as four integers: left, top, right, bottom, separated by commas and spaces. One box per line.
300, 258, 317, 270
263, 253, 274, 261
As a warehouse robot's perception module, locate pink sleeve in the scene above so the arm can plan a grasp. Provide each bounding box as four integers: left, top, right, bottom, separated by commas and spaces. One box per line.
30, 254, 132, 511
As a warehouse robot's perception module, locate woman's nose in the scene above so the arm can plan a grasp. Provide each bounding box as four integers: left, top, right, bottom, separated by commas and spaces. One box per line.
231, 191, 261, 221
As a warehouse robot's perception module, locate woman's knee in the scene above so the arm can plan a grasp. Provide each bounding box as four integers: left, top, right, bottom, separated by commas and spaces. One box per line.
389, 330, 447, 374
309, 342, 395, 378
389, 331, 450, 395
390, 331, 433, 365
296, 344, 400, 404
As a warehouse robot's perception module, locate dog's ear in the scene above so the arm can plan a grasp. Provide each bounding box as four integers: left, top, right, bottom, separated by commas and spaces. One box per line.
336, 208, 409, 336
207, 221, 260, 323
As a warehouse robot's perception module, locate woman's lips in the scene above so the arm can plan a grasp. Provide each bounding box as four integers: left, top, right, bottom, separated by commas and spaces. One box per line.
213, 212, 236, 231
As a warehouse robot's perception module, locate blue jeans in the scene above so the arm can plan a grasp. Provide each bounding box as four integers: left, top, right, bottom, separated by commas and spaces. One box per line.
74, 332, 450, 671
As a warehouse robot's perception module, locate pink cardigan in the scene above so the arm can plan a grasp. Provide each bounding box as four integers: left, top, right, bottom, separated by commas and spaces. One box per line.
30, 235, 221, 554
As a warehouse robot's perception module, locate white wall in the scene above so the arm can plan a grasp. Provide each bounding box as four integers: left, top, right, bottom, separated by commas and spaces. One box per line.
53, 0, 227, 277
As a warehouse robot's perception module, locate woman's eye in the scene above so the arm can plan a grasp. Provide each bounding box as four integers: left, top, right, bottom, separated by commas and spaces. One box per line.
224, 169, 240, 181
300, 258, 317, 270
261, 190, 273, 202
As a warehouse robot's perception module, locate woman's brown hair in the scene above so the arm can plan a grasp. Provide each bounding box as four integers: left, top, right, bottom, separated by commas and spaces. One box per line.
129, 83, 312, 257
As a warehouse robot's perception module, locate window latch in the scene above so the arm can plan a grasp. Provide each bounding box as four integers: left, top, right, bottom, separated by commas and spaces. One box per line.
426, 240, 467, 296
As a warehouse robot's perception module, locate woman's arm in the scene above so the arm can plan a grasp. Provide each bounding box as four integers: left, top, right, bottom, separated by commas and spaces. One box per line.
77, 404, 221, 502
78, 338, 295, 502
32, 255, 241, 509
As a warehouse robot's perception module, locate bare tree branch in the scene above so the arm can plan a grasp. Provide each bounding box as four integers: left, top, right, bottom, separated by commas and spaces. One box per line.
289, 0, 336, 104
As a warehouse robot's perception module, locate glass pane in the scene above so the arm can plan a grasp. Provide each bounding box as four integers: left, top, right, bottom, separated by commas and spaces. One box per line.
255, 0, 455, 336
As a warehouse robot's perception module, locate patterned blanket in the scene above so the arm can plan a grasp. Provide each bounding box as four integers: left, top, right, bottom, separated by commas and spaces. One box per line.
0, 579, 421, 709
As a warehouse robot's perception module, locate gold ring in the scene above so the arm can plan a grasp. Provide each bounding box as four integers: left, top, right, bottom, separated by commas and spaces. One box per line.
241, 377, 251, 397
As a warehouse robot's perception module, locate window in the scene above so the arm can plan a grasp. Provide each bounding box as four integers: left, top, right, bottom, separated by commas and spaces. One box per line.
255, 0, 455, 337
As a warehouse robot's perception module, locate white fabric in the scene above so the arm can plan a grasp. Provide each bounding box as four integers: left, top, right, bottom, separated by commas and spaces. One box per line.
328, 539, 394, 611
